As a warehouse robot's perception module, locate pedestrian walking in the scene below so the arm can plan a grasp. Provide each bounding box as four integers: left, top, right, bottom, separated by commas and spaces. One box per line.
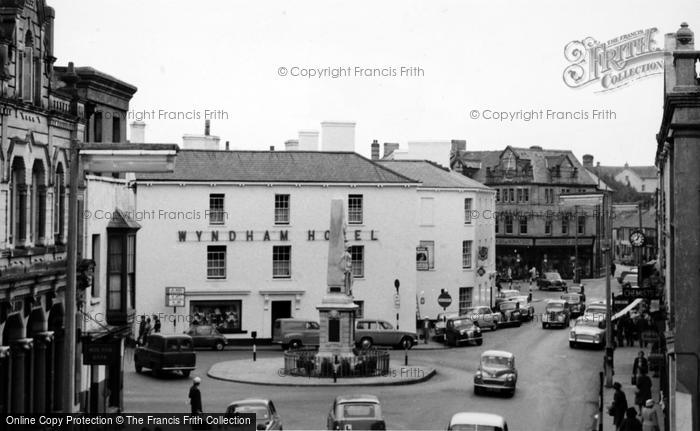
619, 407, 642, 431
153, 315, 161, 333
610, 382, 628, 431
189, 376, 203, 414
640, 399, 660, 431
137, 315, 147, 345
635, 370, 653, 413
527, 287, 533, 303
615, 320, 625, 348
143, 317, 152, 340
637, 315, 649, 348
633, 351, 649, 381
623, 315, 636, 347
529, 266, 536, 285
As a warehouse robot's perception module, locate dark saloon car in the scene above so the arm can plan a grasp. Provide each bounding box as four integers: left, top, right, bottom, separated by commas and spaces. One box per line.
226, 399, 283, 430
567, 284, 586, 302
537, 271, 567, 291
134, 334, 196, 377
561, 293, 585, 318
327, 395, 386, 430
542, 299, 571, 329
473, 350, 518, 397
497, 301, 523, 327
444, 316, 483, 347
512, 296, 535, 321
185, 325, 227, 350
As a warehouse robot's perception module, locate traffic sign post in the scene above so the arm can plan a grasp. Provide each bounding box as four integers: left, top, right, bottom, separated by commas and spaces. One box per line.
437, 289, 452, 311
394, 279, 400, 329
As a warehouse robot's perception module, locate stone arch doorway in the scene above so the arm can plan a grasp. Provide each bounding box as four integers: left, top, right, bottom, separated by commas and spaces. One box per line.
28, 307, 52, 412
2, 313, 30, 413
48, 303, 64, 412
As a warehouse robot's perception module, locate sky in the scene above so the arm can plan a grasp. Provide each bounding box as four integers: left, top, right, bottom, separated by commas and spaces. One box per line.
51, 0, 700, 166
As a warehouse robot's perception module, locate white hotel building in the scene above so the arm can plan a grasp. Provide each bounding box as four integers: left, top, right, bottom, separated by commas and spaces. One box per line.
133, 149, 494, 340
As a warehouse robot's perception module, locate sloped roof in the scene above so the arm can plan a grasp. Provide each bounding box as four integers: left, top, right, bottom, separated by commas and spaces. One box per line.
376, 160, 491, 190
135, 150, 418, 183
106, 208, 141, 229
584, 168, 615, 192
627, 166, 657, 179
452, 146, 598, 186
613, 208, 656, 229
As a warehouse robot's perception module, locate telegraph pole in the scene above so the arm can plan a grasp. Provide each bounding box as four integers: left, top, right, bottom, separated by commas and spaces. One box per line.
604, 193, 614, 387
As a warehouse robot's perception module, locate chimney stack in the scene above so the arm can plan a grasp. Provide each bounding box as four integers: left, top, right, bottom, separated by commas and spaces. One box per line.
285, 139, 299, 151
225, 141, 230, 151
383, 143, 400, 158
582, 154, 594, 168
298, 130, 319, 151
371, 140, 380, 160
130, 121, 146, 143
205, 120, 211, 136
320, 121, 356, 152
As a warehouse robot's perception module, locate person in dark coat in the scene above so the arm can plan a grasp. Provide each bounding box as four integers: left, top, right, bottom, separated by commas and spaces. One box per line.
633, 351, 649, 378
137, 315, 147, 345
612, 382, 629, 430
615, 320, 625, 347
152, 315, 162, 333
635, 370, 653, 412
619, 407, 643, 431
189, 377, 203, 414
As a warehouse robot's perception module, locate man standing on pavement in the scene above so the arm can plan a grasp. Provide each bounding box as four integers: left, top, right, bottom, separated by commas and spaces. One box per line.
611, 382, 628, 431
635, 370, 653, 413
633, 351, 649, 380
189, 377, 203, 414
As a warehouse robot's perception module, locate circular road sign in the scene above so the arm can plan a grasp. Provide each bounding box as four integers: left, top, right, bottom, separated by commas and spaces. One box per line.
437, 291, 452, 308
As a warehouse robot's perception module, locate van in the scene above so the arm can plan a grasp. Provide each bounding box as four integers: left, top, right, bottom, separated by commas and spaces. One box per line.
134, 334, 196, 378
272, 318, 320, 349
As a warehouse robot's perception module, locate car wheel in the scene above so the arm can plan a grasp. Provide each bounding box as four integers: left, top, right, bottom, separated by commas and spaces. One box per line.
492, 322, 498, 331
182, 370, 191, 377
280, 344, 289, 351
516, 320, 522, 327
214, 341, 225, 351
399, 337, 413, 350
474, 386, 482, 395
475, 339, 483, 346
135, 364, 143, 374
543, 323, 548, 329
290, 340, 302, 350
361, 337, 373, 349
569, 341, 577, 348
508, 389, 515, 398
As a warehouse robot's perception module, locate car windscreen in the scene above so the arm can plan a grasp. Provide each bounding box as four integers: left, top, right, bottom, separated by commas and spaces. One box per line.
499, 302, 516, 311
451, 319, 474, 328
562, 295, 579, 303
481, 355, 511, 369
341, 403, 379, 419
576, 319, 601, 327
546, 303, 564, 311
380, 321, 393, 330
227, 404, 269, 420
545, 273, 561, 280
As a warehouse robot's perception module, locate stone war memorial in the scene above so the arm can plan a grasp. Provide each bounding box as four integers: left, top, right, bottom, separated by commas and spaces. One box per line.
283, 199, 391, 377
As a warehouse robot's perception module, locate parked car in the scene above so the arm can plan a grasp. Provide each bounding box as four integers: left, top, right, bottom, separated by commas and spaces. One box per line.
272, 318, 320, 349
495, 289, 521, 307
617, 268, 638, 284
541, 299, 570, 329
560, 293, 585, 318
569, 315, 606, 349
537, 272, 567, 291
567, 284, 586, 302
463, 306, 501, 331
586, 301, 607, 317
134, 334, 196, 377
434, 312, 459, 338
447, 412, 509, 431
497, 301, 522, 327
473, 350, 517, 397
185, 325, 227, 351
226, 399, 283, 431
512, 296, 535, 321
444, 316, 483, 347
355, 319, 417, 349
327, 395, 386, 430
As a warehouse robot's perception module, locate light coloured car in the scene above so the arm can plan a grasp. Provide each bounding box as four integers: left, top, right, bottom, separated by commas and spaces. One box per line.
473, 350, 517, 397
512, 296, 535, 321
447, 412, 509, 431
327, 394, 385, 430
569, 315, 606, 349
226, 399, 283, 431
463, 306, 501, 331
355, 319, 417, 349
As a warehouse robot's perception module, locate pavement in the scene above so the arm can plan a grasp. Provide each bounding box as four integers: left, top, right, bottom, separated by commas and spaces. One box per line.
602, 345, 666, 431
208, 357, 435, 386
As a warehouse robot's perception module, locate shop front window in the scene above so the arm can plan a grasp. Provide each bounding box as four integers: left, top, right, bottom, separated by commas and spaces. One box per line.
190, 300, 242, 334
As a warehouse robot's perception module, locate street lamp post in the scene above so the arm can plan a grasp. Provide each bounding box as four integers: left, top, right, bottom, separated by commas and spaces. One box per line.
604, 193, 613, 387
574, 205, 579, 283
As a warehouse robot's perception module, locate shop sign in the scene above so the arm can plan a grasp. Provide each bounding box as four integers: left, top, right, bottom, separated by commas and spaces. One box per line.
495, 237, 534, 246
535, 238, 594, 246
416, 247, 429, 271
177, 229, 378, 242
83, 342, 119, 365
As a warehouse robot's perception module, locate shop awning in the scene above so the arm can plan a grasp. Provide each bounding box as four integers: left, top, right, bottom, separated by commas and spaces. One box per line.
612, 298, 644, 321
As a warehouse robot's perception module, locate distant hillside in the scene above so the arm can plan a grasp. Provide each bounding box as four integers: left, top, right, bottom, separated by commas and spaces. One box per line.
599, 172, 655, 208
